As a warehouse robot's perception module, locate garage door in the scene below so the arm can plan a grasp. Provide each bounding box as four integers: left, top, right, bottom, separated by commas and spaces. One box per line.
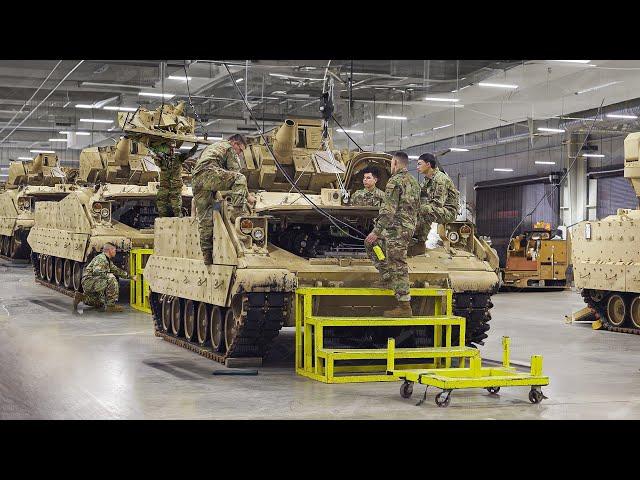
596, 175, 638, 219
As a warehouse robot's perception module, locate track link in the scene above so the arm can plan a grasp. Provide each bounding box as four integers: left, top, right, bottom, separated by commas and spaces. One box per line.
152, 292, 290, 365
581, 289, 640, 335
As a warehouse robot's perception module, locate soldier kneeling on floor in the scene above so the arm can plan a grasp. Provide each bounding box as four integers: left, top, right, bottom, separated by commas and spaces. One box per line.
73, 243, 135, 313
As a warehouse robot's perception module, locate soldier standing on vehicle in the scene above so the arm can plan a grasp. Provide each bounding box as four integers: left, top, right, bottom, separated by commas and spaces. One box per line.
192, 134, 256, 265
73, 243, 134, 313
414, 153, 460, 244
149, 141, 198, 218
349, 166, 386, 207
364, 151, 421, 317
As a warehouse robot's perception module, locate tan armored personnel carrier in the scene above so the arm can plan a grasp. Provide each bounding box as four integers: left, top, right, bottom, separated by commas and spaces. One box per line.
0, 154, 74, 261
144, 119, 499, 366
572, 132, 640, 332
27, 138, 192, 296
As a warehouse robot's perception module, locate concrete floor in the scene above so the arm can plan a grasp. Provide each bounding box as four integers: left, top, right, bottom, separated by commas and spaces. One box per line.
1, 259, 639, 419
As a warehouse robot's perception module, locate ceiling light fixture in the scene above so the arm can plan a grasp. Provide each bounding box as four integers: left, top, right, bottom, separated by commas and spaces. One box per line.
139, 92, 175, 99
235, 78, 244, 84
549, 60, 591, 64
377, 115, 407, 120
479, 82, 518, 89
408, 155, 419, 159
75, 104, 95, 109
30, 150, 56, 154
75, 132, 91, 136
424, 97, 459, 103
494, 168, 514, 172
451, 85, 472, 93
576, 81, 621, 95
606, 113, 638, 119
48, 138, 67, 142
450, 147, 469, 152
535, 161, 556, 165
80, 118, 113, 123
18, 156, 33, 160
433, 124, 452, 130
103, 106, 138, 112
336, 128, 364, 134
581, 153, 605, 158
168, 75, 192, 81
538, 127, 565, 133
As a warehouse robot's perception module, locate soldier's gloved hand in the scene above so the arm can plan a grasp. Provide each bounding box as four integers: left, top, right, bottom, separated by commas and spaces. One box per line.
247, 193, 257, 207
131, 274, 139, 282
365, 232, 378, 245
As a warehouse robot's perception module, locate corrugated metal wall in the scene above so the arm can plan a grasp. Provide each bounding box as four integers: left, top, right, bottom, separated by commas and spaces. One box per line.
596, 176, 638, 219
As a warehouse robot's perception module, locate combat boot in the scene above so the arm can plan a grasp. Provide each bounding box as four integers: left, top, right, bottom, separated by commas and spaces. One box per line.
202, 250, 213, 265
72, 292, 84, 312
383, 301, 413, 318
105, 304, 124, 313
372, 278, 391, 289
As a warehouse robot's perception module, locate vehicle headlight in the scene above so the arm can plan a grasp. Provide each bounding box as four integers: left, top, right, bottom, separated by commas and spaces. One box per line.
448, 231, 460, 243
92, 202, 102, 212
101, 208, 110, 218
240, 218, 253, 235
251, 227, 265, 241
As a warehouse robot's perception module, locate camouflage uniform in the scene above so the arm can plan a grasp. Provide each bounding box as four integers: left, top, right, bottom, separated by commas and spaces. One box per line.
415, 168, 460, 241
150, 143, 196, 218
81, 252, 129, 308
365, 168, 421, 302
349, 187, 385, 207
192, 141, 249, 254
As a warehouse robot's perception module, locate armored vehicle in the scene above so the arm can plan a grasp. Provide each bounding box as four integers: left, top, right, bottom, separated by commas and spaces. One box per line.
502, 221, 569, 289
572, 132, 640, 332
145, 119, 499, 366
0, 154, 73, 261
27, 137, 192, 296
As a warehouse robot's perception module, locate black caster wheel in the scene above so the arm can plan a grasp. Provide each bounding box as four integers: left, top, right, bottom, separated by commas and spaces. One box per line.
435, 391, 451, 408
400, 381, 414, 399
486, 386, 501, 394
529, 388, 545, 404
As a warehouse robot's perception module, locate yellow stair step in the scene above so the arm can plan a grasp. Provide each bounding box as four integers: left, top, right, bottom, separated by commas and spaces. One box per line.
318, 346, 479, 360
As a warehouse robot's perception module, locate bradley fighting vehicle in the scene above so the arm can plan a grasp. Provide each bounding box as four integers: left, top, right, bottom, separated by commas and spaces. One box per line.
144, 118, 500, 366
572, 132, 640, 333
26, 135, 193, 296
0, 154, 75, 261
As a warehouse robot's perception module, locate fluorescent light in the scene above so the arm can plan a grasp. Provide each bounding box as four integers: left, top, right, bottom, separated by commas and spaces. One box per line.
60, 131, 91, 136
75, 132, 91, 136
576, 81, 621, 95
205, 119, 221, 126
48, 138, 67, 142
30, 150, 55, 154
538, 127, 565, 133
535, 161, 556, 165
377, 115, 407, 120
494, 168, 513, 172
450, 147, 469, 152
168, 75, 192, 81
139, 92, 175, 99
479, 82, 518, 89
424, 97, 459, 103
103, 106, 137, 112
408, 155, 419, 159
235, 78, 244, 84
63, 101, 71, 108
271, 90, 286, 95
606, 113, 638, 119
451, 85, 472, 93
336, 128, 364, 134
75, 104, 95, 109
549, 60, 591, 64
18, 157, 33, 160
80, 118, 113, 123
581, 153, 605, 158
433, 124, 452, 131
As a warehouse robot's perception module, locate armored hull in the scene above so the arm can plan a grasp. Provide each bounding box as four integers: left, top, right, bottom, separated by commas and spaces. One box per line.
572, 132, 640, 332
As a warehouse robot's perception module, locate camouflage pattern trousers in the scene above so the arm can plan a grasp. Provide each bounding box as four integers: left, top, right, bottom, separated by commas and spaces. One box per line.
366, 227, 413, 302
81, 274, 119, 308
193, 168, 248, 253
415, 205, 457, 241
157, 186, 182, 217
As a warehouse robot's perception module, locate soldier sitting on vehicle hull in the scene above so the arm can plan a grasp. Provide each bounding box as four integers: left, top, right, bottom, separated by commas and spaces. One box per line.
349, 166, 385, 207
192, 134, 256, 265
73, 243, 132, 313
365, 151, 421, 318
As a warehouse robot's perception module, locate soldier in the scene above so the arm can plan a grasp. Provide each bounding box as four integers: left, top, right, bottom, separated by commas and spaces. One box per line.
72, 243, 134, 313
149, 141, 198, 218
364, 151, 421, 317
349, 166, 386, 207
192, 134, 256, 265
413, 153, 460, 249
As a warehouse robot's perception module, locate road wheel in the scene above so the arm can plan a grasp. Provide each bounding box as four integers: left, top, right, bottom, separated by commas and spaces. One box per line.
161, 296, 172, 332
63, 259, 73, 289
46, 255, 54, 282
72, 261, 84, 291
1, 236, 8, 256
606, 294, 627, 327
196, 302, 210, 346
210, 306, 225, 353
54, 257, 64, 285
184, 300, 196, 341
170, 298, 184, 337
224, 308, 239, 352
630, 296, 640, 329
40, 255, 47, 279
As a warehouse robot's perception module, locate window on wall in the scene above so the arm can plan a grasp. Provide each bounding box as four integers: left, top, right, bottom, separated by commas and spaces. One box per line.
596, 176, 638, 219
476, 183, 559, 267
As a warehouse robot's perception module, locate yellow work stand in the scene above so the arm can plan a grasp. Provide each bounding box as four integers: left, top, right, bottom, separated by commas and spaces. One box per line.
295, 287, 478, 384
129, 248, 153, 314
387, 336, 550, 407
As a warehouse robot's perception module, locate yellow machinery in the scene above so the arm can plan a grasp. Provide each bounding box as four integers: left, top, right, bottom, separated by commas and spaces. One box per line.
130, 248, 153, 313
295, 287, 480, 383
502, 221, 568, 289
387, 336, 549, 407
